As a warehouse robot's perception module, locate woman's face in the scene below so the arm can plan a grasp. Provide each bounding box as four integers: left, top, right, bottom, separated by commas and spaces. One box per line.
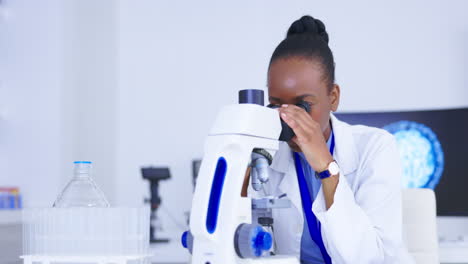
267, 57, 340, 152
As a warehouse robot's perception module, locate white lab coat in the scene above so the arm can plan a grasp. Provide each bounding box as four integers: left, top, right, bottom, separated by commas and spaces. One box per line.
250, 113, 414, 264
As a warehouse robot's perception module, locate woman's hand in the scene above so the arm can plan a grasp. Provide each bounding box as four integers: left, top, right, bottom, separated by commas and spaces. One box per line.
278, 104, 333, 173
279, 104, 338, 209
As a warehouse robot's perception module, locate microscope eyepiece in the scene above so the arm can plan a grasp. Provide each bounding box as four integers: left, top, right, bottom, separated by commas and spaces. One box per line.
239, 89, 264, 106
238, 89, 311, 142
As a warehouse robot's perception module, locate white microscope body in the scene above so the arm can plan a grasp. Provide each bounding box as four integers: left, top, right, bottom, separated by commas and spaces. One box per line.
184, 90, 299, 264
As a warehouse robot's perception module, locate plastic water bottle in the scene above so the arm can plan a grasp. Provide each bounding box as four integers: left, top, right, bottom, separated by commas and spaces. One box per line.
53, 161, 110, 207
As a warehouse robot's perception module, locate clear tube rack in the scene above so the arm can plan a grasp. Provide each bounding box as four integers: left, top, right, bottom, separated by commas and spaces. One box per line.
21, 207, 150, 264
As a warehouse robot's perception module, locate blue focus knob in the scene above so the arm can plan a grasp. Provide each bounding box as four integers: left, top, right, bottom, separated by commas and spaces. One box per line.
181, 231, 188, 248
255, 231, 272, 251
234, 223, 272, 258
181, 230, 194, 254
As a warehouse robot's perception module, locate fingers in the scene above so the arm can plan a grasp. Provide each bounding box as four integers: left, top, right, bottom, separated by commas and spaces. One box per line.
279, 105, 313, 129
279, 104, 313, 128
279, 107, 312, 143
281, 114, 308, 142
278, 104, 323, 145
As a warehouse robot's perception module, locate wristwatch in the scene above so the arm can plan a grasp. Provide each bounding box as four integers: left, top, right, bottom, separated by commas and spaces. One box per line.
315, 160, 340, 179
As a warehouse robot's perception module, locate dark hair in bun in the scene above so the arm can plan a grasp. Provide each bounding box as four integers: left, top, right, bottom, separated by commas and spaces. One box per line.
269, 15, 335, 90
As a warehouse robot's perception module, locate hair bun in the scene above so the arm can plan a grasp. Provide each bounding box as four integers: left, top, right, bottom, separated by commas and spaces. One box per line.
286, 15, 329, 44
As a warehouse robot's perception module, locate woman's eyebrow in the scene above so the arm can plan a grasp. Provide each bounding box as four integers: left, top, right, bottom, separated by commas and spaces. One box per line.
269, 96, 282, 102
295, 94, 316, 100
269, 94, 316, 102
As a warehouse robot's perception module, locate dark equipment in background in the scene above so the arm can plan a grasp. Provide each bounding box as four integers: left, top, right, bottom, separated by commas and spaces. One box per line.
182, 159, 203, 226
192, 159, 202, 190
141, 166, 171, 243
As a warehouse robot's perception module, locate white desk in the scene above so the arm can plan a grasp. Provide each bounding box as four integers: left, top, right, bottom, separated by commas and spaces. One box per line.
440, 244, 468, 264
149, 241, 468, 264
0, 210, 22, 264
150, 233, 190, 264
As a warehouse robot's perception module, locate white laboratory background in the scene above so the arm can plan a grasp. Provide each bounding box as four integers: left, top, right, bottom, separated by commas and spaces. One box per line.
1, 0, 468, 262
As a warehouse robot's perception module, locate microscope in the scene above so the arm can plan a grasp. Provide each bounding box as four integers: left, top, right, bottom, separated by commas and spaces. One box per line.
141, 166, 171, 243
181, 89, 300, 264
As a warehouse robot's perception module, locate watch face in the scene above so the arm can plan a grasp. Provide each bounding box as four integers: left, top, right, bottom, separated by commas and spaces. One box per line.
329, 161, 340, 175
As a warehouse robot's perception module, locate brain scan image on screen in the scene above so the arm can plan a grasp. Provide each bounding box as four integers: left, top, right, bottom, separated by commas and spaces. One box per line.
384, 121, 444, 189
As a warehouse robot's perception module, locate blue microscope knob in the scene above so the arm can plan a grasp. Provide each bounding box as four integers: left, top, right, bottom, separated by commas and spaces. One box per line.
256, 231, 272, 251
181, 230, 194, 254
181, 231, 188, 248
234, 223, 272, 258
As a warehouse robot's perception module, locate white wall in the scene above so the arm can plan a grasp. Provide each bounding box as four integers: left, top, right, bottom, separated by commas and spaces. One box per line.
115, 0, 468, 235
61, 0, 118, 204
0, 0, 64, 207
0, 0, 118, 206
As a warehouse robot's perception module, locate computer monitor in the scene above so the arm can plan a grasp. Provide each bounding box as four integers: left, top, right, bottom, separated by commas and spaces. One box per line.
335, 108, 468, 217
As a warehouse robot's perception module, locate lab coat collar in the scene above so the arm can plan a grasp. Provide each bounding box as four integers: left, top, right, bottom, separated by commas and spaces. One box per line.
329, 113, 359, 175
270, 112, 359, 177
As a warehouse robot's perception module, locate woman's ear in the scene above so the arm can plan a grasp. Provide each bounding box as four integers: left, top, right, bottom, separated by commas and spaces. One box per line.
329, 84, 340, 112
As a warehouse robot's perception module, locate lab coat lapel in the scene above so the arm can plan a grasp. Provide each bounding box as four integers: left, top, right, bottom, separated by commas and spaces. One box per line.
270, 141, 304, 255
271, 142, 302, 214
